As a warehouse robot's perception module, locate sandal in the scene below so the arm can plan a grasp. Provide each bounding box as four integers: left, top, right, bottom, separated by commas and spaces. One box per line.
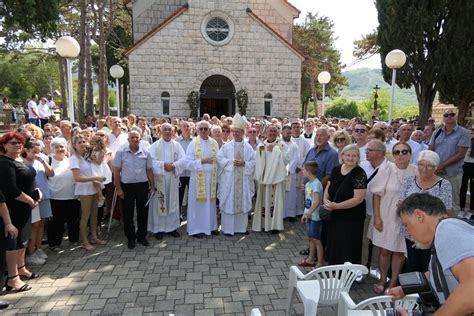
91, 238, 106, 245
373, 283, 386, 295
18, 265, 39, 280
298, 259, 316, 267
5, 275, 32, 292
81, 243, 95, 251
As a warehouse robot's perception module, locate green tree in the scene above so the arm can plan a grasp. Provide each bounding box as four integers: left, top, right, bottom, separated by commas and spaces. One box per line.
376, 0, 449, 126
293, 13, 347, 118
0, 0, 61, 49
0, 53, 59, 104
436, 1, 474, 124
325, 97, 359, 118
355, 0, 473, 126
357, 89, 419, 121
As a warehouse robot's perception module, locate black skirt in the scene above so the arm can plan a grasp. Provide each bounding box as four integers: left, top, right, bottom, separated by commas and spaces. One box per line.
326, 218, 365, 265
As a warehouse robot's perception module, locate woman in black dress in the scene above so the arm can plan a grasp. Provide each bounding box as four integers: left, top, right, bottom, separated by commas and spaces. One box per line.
323, 144, 367, 265
0, 132, 39, 292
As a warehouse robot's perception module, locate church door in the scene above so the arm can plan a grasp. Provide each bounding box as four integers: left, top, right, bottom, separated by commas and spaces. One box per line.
200, 75, 235, 118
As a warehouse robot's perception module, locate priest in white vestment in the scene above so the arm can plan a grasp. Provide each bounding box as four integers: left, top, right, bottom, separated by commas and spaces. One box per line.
252, 125, 292, 232
289, 121, 311, 218
148, 123, 187, 239
185, 120, 219, 238
217, 113, 256, 235
281, 125, 300, 219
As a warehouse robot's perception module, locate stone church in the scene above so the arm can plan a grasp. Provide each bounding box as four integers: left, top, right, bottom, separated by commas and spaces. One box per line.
125, 0, 303, 119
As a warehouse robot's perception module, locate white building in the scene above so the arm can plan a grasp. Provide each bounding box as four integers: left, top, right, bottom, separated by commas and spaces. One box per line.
125, 0, 304, 118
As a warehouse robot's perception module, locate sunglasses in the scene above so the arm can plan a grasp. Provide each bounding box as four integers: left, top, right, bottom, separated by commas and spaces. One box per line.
393, 149, 410, 156
7, 141, 23, 146
443, 113, 456, 118
354, 129, 366, 133
335, 137, 346, 142
199, 127, 209, 131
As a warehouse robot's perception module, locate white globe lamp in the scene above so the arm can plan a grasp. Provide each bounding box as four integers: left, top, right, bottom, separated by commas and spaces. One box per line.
385, 49, 407, 124
317, 71, 331, 116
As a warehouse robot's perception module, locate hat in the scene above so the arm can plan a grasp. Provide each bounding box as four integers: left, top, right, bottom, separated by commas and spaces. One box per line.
232, 113, 247, 130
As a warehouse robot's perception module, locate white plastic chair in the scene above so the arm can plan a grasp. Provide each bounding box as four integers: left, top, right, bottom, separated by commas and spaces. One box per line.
338, 292, 419, 316
250, 308, 262, 316
286, 262, 369, 316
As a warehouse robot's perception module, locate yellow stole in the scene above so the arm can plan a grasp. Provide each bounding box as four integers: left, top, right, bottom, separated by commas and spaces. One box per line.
194, 137, 218, 202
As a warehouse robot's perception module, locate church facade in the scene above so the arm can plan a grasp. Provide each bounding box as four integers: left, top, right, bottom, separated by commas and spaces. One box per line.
126, 0, 303, 119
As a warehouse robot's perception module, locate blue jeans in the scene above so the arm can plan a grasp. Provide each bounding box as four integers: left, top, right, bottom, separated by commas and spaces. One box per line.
28, 118, 39, 126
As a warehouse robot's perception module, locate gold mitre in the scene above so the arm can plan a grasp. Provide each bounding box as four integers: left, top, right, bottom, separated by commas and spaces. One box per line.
232, 113, 247, 130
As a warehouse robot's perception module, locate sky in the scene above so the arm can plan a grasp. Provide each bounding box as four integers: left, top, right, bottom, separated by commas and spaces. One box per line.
290, 0, 381, 70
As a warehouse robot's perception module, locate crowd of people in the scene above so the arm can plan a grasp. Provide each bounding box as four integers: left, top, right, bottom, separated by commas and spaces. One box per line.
0, 107, 472, 309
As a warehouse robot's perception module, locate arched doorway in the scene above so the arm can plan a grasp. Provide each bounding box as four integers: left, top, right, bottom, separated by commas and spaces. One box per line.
200, 75, 235, 117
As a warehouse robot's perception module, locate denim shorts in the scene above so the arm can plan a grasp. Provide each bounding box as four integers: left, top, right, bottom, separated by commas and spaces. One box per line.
306, 219, 322, 240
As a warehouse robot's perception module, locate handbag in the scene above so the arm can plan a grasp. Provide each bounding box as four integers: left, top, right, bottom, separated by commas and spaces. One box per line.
320, 168, 353, 221
319, 207, 332, 221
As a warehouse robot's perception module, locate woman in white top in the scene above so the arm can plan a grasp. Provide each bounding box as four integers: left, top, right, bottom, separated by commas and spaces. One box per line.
47, 137, 80, 250
70, 135, 106, 251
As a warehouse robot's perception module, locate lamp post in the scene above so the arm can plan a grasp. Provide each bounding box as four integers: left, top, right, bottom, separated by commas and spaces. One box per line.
317, 71, 331, 116
109, 65, 124, 117
55, 36, 80, 122
385, 49, 406, 124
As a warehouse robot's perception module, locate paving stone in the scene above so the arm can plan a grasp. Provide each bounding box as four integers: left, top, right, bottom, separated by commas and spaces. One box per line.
224, 301, 245, 313
83, 299, 107, 310
185, 293, 203, 304
205, 297, 224, 309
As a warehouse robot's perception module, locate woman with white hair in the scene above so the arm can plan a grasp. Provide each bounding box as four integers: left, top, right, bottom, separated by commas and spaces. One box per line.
399, 149, 452, 273
47, 137, 80, 250
323, 144, 368, 265
210, 125, 224, 148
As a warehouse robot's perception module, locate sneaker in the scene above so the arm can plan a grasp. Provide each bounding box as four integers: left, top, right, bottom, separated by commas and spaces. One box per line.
26, 253, 46, 265
36, 248, 48, 259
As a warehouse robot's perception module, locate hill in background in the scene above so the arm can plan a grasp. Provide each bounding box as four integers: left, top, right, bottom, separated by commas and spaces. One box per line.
341, 68, 418, 106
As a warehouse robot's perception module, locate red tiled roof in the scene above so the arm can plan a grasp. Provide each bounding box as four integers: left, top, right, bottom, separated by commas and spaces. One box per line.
246, 8, 305, 60
124, 4, 189, 56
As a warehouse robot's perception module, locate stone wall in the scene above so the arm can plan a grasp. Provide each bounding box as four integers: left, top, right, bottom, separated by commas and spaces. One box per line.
133, 0, 187, 42
129, 0, 302, 119
248, 0, 296, 43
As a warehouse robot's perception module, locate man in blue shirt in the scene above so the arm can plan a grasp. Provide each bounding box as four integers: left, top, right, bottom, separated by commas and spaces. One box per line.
303, 127, 339, 187
429, 110, 471, 216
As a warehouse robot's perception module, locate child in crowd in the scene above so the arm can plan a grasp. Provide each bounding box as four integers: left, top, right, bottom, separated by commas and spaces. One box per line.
87, 135, 112, 207
299, 161, 324, 269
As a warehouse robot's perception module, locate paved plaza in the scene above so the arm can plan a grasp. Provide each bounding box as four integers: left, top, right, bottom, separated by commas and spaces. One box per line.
2, 220, 377, 315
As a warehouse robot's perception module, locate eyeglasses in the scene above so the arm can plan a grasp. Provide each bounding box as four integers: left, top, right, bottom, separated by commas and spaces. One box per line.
199, 127, 209, 131
248, 131, 257, 134
7, 141, 23, 146
335, 137, 346, 142
443, 113, 456, 118
418, 163, 435, 170
354, 129, 366, 133
393, 149, 410, 156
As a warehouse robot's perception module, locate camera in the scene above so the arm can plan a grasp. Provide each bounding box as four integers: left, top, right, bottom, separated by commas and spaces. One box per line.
385, 308, 422, 316
385, 272, 440, 316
